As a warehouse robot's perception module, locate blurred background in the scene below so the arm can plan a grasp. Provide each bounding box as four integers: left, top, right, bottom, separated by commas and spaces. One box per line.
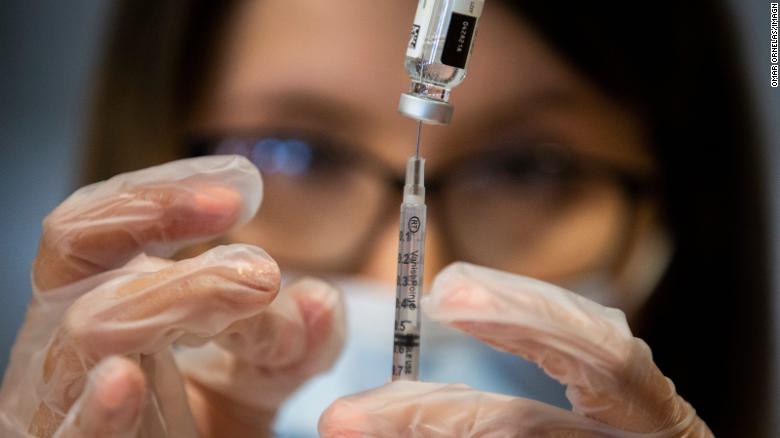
0, 0, 778, 431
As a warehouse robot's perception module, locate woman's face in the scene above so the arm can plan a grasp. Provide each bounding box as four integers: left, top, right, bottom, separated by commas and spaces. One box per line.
191, 0, 664, 315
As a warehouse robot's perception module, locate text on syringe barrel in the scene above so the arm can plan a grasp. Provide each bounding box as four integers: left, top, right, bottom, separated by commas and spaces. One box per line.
392, 201, 427, 380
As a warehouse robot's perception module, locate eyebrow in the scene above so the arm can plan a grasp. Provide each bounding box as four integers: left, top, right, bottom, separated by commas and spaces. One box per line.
464, 87, 580, 129
435, 87, 579, 158
216, 90, 372, 130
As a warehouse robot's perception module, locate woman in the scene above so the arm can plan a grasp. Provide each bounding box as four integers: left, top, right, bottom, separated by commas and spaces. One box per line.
0, 0, 770, 436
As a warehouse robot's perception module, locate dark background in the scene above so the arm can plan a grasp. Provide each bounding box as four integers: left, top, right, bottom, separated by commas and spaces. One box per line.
0, 0, 778, 432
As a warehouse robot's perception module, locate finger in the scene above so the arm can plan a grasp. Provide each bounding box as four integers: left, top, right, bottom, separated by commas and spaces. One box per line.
62, 244, 280, 360
177, 277, 346, 410
33, 155, 262, 291
319, 381, 626, 438
220, 277, 345, 372
423, 262, 707, 435
50, 357, 145, 438
33, 244, 279, 430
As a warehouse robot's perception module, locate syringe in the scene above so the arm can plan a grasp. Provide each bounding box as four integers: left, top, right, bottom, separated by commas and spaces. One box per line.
392, 0, 484, 380
391, 124, 427, 381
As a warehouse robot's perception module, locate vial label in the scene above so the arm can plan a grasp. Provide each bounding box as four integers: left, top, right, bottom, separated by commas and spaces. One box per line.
452, 0, 485, 18
441, 12, 477, 69
407, 0, 436, 58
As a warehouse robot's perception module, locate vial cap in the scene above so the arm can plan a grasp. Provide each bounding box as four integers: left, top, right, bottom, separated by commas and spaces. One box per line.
398, 93, 454, 125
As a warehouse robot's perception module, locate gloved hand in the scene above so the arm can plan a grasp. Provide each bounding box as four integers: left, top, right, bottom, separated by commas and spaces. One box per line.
319, 262, 711, 437
0, 156, 345, 437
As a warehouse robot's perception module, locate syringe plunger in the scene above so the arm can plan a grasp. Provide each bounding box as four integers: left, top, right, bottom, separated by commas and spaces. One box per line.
403, 156, 426, 204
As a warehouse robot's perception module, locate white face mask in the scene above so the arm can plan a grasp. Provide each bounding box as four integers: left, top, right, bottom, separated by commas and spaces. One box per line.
561, 271, 624, 308
272, 276, 568, 438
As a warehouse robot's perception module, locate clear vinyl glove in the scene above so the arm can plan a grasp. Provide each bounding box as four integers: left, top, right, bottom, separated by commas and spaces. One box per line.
320, 262, 712, 437
0, 156, 345, 437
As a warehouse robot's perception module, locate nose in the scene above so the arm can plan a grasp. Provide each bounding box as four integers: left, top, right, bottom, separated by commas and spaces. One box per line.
357, 213, 448, 290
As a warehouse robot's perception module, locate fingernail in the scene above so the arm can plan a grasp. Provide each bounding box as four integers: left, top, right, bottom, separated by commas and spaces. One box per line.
292, 279, 340, 326
93, 359, 144, 430
192, 186, 243, 215
440, 285, 493, 311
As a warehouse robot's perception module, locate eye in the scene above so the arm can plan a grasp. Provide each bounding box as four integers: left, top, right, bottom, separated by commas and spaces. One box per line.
465, 143, 578, 188
212, 134, 354, 177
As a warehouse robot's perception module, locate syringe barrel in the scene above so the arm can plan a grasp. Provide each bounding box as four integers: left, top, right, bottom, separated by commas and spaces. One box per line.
392, 200, 426, 381
391, 157, 427, 380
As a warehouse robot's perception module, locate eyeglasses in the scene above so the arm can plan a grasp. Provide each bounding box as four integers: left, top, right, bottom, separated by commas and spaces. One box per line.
187, 130, 654, 279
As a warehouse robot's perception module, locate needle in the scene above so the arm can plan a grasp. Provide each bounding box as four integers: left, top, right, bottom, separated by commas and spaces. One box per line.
415, 121, 422, 159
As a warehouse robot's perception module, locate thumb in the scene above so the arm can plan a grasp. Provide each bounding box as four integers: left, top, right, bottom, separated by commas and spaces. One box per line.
52, 357, 146, 438
424, 262, 710, 436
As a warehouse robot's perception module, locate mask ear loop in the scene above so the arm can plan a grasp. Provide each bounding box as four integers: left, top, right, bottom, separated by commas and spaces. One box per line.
620, 218, 673, 313
551, 176, 668, 315
612, 195, 673, 317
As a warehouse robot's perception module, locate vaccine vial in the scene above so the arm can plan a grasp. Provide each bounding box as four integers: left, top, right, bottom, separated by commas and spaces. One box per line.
398, 0, 485, 125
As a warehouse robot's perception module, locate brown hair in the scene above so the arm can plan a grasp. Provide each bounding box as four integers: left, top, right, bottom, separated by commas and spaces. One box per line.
84, 1, 238, 181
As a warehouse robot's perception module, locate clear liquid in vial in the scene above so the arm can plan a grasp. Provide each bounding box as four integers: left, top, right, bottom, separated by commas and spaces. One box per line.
404, 0, 484, 102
